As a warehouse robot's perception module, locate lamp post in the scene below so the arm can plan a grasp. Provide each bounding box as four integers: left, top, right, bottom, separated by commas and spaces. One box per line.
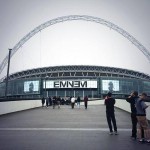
5, 49, 12, 98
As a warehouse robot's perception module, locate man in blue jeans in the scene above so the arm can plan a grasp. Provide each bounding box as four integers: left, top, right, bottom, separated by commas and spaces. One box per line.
105, 92, 118, 135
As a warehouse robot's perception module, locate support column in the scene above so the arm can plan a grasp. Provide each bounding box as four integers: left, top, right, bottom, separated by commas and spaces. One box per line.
5, 49, 12, 98
83, 90, 84, 99
65, 90, 66, 98
56, 90, 57, 97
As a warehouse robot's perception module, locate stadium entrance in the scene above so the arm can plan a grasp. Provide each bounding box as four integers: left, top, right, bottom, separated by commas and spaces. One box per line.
43, 79, 98, 98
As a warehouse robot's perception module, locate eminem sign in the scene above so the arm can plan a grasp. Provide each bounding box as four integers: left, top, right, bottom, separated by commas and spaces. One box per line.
44, 80, 97, 89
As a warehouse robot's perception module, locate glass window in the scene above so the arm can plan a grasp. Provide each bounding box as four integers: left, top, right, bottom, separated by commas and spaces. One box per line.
143, 81, 150, 96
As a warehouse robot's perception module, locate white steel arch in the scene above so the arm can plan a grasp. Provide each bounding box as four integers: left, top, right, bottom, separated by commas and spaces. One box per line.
0, 15, 150, 75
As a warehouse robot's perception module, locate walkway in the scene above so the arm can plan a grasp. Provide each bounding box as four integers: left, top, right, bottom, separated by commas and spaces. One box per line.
0, 103, 149, 150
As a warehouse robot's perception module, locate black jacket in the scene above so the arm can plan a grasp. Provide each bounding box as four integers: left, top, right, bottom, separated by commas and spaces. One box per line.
126, 96, 138, 114
105, 97, 115, 113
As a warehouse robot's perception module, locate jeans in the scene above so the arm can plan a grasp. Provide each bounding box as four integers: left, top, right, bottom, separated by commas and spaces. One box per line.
106, 111, 117, 132
131, 113, 137, 137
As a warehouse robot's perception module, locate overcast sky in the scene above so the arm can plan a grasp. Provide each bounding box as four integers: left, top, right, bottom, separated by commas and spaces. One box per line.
0, 0, 150, 79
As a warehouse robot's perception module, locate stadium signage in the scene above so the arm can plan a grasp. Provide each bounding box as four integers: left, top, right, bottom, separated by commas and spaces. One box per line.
45, 80, 97, 89
54, 80, 87, 88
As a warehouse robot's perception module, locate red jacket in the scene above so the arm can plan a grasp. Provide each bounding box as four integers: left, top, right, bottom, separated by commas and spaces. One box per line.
84, 96, 88, 102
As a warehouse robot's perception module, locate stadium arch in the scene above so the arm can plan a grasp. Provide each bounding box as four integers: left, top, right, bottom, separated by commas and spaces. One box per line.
0, 15, 150, 77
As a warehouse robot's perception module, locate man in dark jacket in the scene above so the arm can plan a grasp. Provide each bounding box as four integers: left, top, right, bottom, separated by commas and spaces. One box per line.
105, 92, 118, 135
126, 91, 138, 139
84, 96, 88, 109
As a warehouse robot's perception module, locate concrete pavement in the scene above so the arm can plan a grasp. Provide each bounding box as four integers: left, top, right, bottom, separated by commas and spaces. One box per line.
0, 103, 149, 150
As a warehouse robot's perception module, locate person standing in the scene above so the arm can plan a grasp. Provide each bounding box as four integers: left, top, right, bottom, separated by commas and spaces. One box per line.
57, 96, 61, 109
84, 96, 88, 109
52, 96, 56, 109
49, 96, 52, 106
126, 91, 139, 139
46, 97, 49, 108
105, 92, 118, 135
77, 96, 81, 108
41, 97, 45, 107
135, 92, 150, 143
71, 96, 76, 109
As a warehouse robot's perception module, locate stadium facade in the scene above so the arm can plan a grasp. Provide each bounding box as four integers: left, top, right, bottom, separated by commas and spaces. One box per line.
0, 65, 150, 101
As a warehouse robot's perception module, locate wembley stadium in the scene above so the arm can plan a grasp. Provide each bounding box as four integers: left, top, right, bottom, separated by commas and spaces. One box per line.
0, 65, 150, 101
0, 15, 150, 101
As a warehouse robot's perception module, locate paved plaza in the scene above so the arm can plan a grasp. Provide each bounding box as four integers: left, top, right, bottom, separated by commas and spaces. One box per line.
0, 103, 149, 150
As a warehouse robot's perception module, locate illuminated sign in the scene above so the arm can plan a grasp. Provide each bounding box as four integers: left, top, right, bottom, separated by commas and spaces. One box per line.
102, 80, 119, 92
24, 81, 39, 92
44, 80, 97, 89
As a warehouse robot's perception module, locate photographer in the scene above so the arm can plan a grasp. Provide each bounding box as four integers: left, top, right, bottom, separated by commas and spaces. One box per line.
126, 91, 139, 139
105, 92, 118, 135
136, 93, 150, 143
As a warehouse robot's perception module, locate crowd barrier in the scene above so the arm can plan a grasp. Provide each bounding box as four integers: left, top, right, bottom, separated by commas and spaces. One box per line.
0, 99, 149, 121
0, 100, 41, 115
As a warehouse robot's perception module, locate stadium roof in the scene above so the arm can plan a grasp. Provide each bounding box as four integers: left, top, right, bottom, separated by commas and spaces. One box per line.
1, 65, 150, 82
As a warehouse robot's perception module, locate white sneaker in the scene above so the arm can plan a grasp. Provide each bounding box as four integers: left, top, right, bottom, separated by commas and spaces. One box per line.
114, 131, 118, 135
109, 132, 113, 135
